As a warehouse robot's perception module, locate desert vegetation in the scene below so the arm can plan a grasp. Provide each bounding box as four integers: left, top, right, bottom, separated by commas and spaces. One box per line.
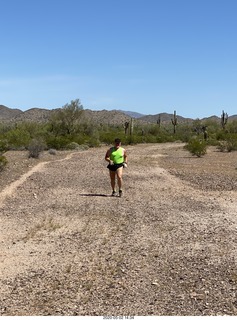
0, 100, 237, 161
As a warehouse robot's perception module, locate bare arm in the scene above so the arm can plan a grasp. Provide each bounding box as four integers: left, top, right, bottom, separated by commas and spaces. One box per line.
124, 149, 128, 164
105, 149, 112, 163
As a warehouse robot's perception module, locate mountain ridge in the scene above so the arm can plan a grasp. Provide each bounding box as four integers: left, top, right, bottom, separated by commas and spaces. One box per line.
1, 104, 237, 124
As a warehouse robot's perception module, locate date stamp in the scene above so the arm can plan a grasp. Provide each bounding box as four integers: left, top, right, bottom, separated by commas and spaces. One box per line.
103, 317, 134, 320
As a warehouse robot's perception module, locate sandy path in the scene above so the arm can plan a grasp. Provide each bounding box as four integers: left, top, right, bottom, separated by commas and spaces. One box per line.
0, 162, 48, 207
0, 153, 76, 207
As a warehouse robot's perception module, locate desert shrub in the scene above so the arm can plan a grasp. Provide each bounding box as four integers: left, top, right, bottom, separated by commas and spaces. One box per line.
185, 137, 207, 157
5, 128, 31, 149
217, 141, 228, 152
125, 134, 144, 144
205, 134, 219, 146
217, 141, 231, 152
86, 137, 100, 147
67, 142, 80, 150
217, 136, 237, 152
226, 141, 237, 152
138, 133, 156, 143
45, 136, 72, 150
0, 139, 9, 152
77, 144, 89, 151
147, 125, 161, 136
226, 120, 237, 133
48, 149, 57, 155
98, 124, 125, 142
17, 122, 47, 139
72, 134, 89, 145
28, 139, 46, 158
226, 134, 237, 151
216, 130, 227, 141
0, 154, 8, 171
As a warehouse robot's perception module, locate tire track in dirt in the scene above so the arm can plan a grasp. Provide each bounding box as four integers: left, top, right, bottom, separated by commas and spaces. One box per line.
0, 152, 78, 267
0, 162, 47, 207
0, 153, 76, 208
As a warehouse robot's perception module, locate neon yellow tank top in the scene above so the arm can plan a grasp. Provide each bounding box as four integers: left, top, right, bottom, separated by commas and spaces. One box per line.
110, 147, 124, 164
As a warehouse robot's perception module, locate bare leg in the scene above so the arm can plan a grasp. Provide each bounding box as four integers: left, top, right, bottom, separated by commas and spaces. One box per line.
116, 167, 123, 191
109, 171, 116, 191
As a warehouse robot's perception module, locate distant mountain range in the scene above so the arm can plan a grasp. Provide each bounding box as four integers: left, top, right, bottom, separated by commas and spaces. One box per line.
115, 110, 146, 118
0, 104, 237, 125
114, 109, 237, 123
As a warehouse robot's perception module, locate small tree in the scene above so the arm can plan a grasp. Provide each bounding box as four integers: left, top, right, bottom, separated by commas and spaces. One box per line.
50, 99, 84, 135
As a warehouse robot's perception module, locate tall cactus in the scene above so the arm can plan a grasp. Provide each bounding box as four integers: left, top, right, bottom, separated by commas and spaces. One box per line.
124, 121, 129, 135
157, 115, 161, 128
171, 110, 177, 134
202, 126, 208, 141
130, 118, 134, 136
221, 110, 228, 130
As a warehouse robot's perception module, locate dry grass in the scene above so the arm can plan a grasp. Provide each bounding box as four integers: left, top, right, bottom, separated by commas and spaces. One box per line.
22, 217, 61, 242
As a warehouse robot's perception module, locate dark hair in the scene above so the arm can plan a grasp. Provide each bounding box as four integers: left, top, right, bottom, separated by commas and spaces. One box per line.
114, 138, 121, 144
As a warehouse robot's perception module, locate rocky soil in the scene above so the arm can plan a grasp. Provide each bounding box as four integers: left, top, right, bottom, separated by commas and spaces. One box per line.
0, 143, 237, 316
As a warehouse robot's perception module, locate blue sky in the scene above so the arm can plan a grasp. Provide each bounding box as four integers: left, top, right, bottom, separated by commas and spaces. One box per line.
0, 0, 237, 118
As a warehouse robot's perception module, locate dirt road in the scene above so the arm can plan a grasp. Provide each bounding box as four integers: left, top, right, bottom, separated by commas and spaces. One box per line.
0, 143, 237, 316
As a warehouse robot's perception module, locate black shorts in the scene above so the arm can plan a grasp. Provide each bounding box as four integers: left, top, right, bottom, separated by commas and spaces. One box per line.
107, 163, 124, 172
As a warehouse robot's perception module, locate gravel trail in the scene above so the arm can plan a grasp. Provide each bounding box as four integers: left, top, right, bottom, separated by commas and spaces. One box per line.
0, 144, 237, 316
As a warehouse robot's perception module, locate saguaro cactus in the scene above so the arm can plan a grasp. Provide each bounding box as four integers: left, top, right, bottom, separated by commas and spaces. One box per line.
157, 115, 161, 128
202, 126, 208, 141
130, 118, 134, 136
221, 110, 228, 130
171, 110, 178, 134
124, 121, 129, 135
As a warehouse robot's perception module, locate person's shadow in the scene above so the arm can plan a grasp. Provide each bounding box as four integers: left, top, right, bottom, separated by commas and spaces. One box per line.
79, 193, 110, 197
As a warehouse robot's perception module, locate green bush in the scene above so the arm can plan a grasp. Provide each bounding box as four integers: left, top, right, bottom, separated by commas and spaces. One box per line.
86, 137, 100, 147
185, 137, 207, 157
45, 136, 72, 150
226, 134, 237, 151
226, 120, 237, 133
0, 155, 8, 171
5, 128, 31, 149
0, 139, 9, 152
217, 138, 237, 152
66, 142, 80, 150
217, 141, 228, 152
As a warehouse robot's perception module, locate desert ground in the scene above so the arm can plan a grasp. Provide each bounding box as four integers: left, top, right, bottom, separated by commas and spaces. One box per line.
0, 142, 237, 316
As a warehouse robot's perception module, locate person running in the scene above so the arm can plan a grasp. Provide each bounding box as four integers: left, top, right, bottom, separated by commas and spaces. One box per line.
105, 138, 128, 197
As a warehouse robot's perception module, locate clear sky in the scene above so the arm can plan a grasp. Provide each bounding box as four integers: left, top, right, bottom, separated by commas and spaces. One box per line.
0, 0, 237, 118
